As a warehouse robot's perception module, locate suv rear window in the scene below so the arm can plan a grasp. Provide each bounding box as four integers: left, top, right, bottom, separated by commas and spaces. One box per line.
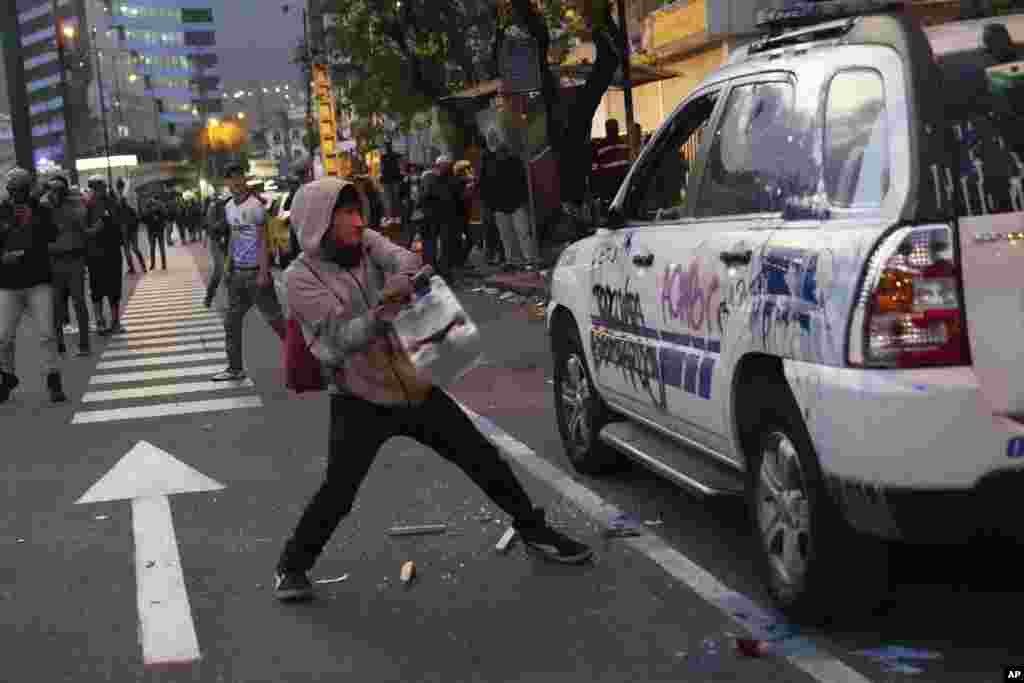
824, 69, 890, 208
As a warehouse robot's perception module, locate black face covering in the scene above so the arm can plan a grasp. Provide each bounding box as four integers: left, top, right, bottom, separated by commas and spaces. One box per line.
8, 187, 30, 204
320, 232, 364, 268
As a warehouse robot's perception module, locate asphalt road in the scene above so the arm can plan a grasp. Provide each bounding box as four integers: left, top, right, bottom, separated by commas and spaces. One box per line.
0, 239, 1019, 682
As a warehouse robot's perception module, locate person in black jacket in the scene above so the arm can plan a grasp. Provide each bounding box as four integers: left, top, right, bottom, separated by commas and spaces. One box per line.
480, 132, 538, 271
143, 197, 168, 270
0, 168, 66, 404
84, 176, 126, 335
42, 175, 93, 356
115, 179, 146, 275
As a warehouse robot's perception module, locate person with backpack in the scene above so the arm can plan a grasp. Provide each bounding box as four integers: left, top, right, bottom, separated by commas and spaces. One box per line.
271, 176, 593, 601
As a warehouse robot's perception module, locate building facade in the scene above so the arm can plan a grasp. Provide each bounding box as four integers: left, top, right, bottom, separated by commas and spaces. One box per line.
14, 0, 96, 168
102, 0, 223, 142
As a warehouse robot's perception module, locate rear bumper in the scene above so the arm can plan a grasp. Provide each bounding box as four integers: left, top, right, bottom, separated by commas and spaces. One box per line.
829, 469, 1024, 542
782, 361, 1024, 541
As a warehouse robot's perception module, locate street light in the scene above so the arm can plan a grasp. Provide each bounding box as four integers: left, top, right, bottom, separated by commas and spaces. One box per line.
61, 23, 76, 40
237, 112, 246, 120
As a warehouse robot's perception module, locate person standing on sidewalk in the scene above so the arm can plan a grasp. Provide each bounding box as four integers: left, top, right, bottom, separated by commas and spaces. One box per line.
481, 131, 538, 271
272, 177, 592, 601
114, 179, 146, 275
0, 168, 67, 404
203, 191, 230, 309
419, 155, 463, 282
42, 175, 92, 356
211, 163, 286, 382
142, 198, 167, 271
380, 140, 403, 220
84, 176, 126, 336
478, 140, 505, 267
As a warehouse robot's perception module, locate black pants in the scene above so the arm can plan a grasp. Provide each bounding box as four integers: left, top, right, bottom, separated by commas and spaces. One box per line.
277, 389, 537, 573
147, 228, 167, 270
51, 253, 90, 350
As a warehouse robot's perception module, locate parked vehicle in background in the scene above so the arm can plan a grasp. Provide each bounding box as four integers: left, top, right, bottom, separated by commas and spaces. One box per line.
547, 0, 1024, 621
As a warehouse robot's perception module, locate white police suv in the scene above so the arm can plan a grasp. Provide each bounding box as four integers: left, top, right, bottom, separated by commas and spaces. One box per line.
547, 0, 1024, 619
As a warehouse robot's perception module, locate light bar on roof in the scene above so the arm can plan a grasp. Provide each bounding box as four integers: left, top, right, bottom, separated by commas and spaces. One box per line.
756, 0, 910, 29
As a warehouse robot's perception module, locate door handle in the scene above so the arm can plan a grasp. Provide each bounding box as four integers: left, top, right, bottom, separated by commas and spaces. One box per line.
632, 252, 654, 267
719, 249, 752, 266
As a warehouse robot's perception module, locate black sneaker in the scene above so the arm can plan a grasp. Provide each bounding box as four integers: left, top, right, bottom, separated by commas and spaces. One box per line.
273, 571, 314, 602
46, 372, 67, 403
518, 516, 593, 565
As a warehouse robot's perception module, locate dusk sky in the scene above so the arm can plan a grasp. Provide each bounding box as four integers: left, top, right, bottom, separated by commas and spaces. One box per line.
213, 1, 306, 87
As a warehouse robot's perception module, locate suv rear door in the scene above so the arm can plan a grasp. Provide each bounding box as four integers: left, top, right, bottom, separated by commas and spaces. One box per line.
940, 43, 1024, 417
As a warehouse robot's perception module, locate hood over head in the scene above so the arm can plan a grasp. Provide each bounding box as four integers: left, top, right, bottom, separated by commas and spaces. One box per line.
289, 176, 360, 259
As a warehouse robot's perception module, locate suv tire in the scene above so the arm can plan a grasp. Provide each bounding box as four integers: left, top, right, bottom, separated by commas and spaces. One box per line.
745, 381, 889, 622
551, 319, 624, 475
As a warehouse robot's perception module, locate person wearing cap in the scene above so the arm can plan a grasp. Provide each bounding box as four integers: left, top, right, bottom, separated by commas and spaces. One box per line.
212, 162, 286, 381
42, 174, 93, 356
0, 168, 66, 404
271, 176, 593, 601
85, 175, 126, 335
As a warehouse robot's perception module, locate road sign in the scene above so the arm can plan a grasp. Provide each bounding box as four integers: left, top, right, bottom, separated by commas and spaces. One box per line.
312, 63, 340, 177
76, 441, 225, 668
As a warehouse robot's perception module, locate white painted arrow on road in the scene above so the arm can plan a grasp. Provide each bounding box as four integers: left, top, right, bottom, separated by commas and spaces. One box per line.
76, 441, 224, 668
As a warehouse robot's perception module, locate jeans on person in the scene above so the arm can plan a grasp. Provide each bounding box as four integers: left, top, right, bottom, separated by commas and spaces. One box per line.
147, 227, 167, 270
51, 253, 90, 350
277, 389, 537, 573
223, 268, 285, 372
494, 206, 537, 265
205, 239, 226, 304
0, 285, 59, 378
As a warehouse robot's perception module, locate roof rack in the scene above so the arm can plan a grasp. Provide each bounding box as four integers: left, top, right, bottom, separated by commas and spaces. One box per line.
756, 0, 909, 34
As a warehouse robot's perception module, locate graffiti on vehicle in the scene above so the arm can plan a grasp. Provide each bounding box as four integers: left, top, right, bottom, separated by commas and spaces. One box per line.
591, 242, 620, 268
659, 260, 721, 338
1008, 437, 1024, 459
623, 230, 636, 255
748, 246, 839, 362
590, 279, 666, 409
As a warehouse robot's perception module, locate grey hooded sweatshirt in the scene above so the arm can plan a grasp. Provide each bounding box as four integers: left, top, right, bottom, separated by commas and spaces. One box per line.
285, 177, 424, 405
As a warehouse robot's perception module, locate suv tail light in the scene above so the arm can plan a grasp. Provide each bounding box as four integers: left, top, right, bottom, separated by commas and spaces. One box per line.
849, 225, 969, 368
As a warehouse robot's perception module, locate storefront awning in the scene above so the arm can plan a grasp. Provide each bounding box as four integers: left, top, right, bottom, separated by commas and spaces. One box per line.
443, 62, 678, 101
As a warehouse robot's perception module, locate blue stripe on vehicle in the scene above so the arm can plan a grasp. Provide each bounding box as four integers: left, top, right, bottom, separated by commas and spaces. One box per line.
683, 354, 699, 396
659, 347, 684, 388
698, 357, 715, 400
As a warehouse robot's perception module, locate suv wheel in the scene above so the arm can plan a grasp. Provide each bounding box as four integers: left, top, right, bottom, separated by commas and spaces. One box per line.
746, 383, 889, 622
552, 320, 623, 475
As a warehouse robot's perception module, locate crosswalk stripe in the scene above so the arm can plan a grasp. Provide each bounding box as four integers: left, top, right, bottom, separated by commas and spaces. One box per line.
129, 291, 205, 300
107, 330, 224, 347
123, 301, 207, 313
118, 320, 222, 333
118, 309, 208, 321
96, 352, 224, 371
71, 396, 263, 424
102, 341, 226, 359
121, 309, 211, 321
89, 365, 225, 385
120, 311, 219, 324
81, 379, 254, 403
127, 295, 205, 304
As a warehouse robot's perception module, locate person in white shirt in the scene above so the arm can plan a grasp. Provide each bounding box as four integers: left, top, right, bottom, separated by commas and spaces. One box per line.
212, 163, 286, 381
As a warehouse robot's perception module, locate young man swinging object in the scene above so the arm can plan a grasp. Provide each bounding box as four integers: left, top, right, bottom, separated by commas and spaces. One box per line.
273, 177, 592, 601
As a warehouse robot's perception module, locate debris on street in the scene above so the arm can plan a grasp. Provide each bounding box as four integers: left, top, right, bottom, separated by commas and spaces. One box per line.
388, 523, 448, 536
400, 561, 416, 584
735, 638, 771, 658
602, 512, 644, 538
201, 424, 214, 431
315, 574, 350, 585
643, 519, 664, 527
495, 527, 517, 553
853, 646, 943, 675
94, 514, 109, 521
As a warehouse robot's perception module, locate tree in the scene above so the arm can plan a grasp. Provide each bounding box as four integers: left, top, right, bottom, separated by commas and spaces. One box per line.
322, 0, 623, 196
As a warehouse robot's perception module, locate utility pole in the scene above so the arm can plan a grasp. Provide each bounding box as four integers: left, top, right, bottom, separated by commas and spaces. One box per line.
53, 0, 79, 183
2, 2, 34, 170
616, 0, 638, 160
91, 26, 114, 188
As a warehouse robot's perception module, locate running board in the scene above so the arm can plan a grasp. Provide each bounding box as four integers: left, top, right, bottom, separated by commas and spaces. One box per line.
599, 422, 746, 498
